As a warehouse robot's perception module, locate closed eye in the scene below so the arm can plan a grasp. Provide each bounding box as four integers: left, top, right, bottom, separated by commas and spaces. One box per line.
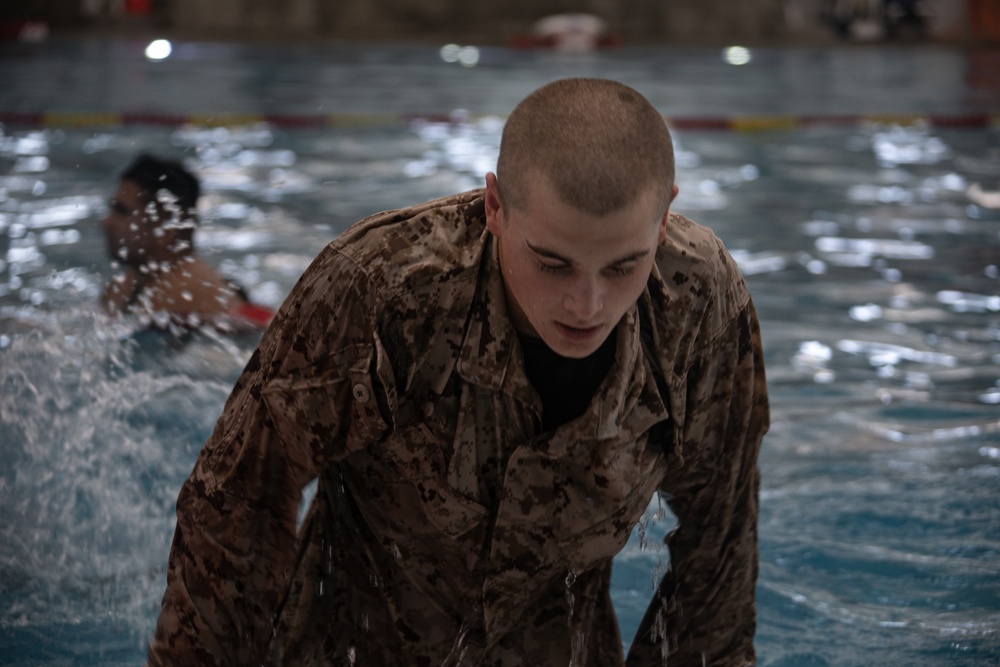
538, 261, 571, 275
110, 201, 134, 216
605, 264, 636, 277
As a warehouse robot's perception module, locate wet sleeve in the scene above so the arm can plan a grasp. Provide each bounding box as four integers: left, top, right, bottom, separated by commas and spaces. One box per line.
627, 300, 769, 667
146, 246, 394, 667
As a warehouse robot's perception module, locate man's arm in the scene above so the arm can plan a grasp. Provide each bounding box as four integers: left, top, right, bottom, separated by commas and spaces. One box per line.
627, 300, 769, 667
147, 247, 392, 666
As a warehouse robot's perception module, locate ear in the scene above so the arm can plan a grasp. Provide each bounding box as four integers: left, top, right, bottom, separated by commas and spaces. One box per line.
484, 172, 504, 237
657, 183, 679, 244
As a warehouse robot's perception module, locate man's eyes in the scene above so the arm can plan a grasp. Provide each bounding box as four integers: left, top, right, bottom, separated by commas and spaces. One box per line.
537, 262, 635, 277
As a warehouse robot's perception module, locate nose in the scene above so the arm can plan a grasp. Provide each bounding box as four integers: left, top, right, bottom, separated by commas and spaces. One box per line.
563, 276, 602, 321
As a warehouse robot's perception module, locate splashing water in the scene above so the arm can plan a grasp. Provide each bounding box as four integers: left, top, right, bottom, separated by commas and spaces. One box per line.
0, 309, 251, 661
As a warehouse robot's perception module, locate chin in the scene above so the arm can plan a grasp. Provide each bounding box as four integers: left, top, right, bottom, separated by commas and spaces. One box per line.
543, 332, 606, 359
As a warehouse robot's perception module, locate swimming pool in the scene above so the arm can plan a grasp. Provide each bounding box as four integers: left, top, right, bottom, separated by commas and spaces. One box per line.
1, 39, 999, 666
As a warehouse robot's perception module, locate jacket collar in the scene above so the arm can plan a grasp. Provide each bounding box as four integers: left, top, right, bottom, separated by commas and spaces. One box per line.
456, 234, 535, 406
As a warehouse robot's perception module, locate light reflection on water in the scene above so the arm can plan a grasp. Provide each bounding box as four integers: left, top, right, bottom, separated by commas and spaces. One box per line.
1, 115, 998, 666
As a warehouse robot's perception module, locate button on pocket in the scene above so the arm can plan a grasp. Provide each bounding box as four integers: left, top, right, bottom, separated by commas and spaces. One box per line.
352, 383, 371, 403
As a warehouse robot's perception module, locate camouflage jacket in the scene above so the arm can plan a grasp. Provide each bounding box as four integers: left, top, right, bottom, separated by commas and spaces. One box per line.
148, 190, 769, 667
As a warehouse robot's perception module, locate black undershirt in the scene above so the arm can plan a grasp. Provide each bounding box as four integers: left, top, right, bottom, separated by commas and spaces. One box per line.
518, 329, 617, 432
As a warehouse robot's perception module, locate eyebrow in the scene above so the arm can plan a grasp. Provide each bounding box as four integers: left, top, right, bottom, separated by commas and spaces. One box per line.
526, 240, 651, 267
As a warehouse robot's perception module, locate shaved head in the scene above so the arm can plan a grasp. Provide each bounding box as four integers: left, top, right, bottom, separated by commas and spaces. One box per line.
496, 78, 675, 217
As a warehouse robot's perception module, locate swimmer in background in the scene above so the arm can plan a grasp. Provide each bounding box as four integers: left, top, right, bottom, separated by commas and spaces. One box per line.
100, 154, 273, 332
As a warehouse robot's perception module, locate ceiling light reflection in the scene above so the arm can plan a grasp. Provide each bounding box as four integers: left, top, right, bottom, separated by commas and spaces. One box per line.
440, 44, 480, 67
458, 46, 480, 67
145, 39, 172, 61
723, 46, 751, 66
440, 44, 461, 63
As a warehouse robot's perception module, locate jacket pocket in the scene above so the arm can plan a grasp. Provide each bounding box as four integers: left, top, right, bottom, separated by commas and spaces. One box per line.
355, 421, 488, 540
499, 434, 666, 571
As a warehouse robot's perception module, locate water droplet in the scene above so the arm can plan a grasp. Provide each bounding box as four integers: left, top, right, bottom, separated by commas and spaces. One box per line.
564, 569, 577, 626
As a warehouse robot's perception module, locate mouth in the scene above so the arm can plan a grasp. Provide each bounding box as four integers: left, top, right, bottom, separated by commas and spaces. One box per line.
554, 322, 603, 341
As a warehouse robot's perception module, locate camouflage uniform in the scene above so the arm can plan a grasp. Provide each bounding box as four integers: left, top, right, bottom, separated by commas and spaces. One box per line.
148, 190, 769, 667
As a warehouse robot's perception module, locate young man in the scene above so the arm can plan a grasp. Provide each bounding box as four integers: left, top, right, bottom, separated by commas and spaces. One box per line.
101, 154, 273, 331
148, 79, 769, 666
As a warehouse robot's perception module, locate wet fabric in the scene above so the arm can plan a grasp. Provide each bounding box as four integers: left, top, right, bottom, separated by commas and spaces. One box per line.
147, 189, 769, 667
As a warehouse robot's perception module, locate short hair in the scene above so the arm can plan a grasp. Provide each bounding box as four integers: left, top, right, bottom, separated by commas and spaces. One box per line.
496, 78, 675, 217
120, 154, 200, 224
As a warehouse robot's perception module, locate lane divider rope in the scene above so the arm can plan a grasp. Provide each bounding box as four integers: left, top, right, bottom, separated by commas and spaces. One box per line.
0, 111, 997, 131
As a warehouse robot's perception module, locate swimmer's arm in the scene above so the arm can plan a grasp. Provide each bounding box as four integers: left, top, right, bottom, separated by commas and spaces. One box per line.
627, 300, 769, 667
147, 247, 393, 666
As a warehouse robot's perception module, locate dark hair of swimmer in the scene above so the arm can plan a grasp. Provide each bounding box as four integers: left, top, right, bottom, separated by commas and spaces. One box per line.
120, 154, 201, 222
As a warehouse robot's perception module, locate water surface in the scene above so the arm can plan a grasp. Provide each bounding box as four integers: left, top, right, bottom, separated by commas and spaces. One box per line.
1, 40, 998, 666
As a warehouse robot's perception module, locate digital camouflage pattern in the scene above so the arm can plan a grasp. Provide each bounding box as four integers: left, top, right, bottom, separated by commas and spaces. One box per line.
147, 189, 769, 667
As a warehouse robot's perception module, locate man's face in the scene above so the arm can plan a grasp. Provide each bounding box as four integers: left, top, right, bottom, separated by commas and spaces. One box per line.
485, 172, 676, 359
101, 179, 161, 266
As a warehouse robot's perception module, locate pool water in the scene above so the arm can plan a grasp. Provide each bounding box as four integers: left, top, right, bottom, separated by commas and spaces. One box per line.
1, 39, 999, 666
